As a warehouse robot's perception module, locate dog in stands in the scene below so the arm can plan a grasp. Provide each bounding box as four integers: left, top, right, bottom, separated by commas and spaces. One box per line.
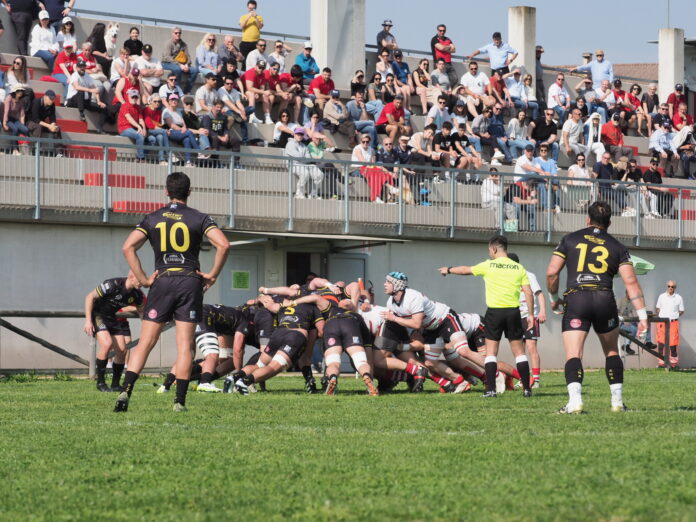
105, 22, 120, 59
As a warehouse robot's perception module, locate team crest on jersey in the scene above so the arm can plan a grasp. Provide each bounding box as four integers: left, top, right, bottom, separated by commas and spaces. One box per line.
570, 318, 582, 329
163, 253, 185, 264
327, 337, 336, 346
148, 309, 158, 319
115, 294, 122, 301
128, 297, 134, 303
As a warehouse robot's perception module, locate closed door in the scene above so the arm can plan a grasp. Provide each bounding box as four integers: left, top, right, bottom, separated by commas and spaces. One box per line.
328, 254, 366, 283
219, 252, 262, 306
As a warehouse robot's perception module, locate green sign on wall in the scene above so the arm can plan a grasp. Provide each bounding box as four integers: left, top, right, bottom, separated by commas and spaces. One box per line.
231, 270, 250, 290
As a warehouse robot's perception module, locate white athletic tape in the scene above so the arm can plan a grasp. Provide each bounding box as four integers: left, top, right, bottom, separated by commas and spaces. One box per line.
196, 332, 219, 357
219, 347, 233, 359
272, 352, 290, 368
350, 351, 368, 368
515, 355, 528, 364
325, 353, 342, 366
484, 355, 497, 364
636, 308, 648, 321
257, 360, 266, 368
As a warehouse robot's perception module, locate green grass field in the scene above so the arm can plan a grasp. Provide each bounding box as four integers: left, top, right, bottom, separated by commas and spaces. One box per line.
1, 370, 695, 521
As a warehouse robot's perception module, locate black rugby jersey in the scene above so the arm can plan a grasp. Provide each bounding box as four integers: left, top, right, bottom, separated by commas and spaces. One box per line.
277, 302, 322, 331
553, 226, 632, 292
93, 277, 145, 316
198, 304, 249, 336
135, 202, 218, 273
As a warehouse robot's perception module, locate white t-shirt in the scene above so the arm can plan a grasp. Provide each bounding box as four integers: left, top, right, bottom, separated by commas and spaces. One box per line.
217, 86, 241, 105
159, 83, 184, 101
195, 85, 217, 114
273, 121, 297, 141
656, 292, 684, 320
547, 83, 570, 109
134, 55, 163, 87
426, 105, 451, 130
386, 288, 449, 330
110, 57, 130, 84
351, 144, 374, 168
562, 119, 582, 144
513, 154, 535, 181
460, 71, 489, 96
519, 271, 541, 318
568, 164, 591, 186
66, 71, 96, 100
162, 107, 184, 127
359, 305, 387, 336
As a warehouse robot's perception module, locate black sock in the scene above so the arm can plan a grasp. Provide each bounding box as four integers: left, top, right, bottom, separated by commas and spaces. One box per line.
232, 370, 246, 382
363, 372, 373, 380
244, 374, 256, 385
484, 362, 497, 392
111, 363, 125, 387
122, 371, 139, 397
301, 365, 313, 382
163, 372, 176, 389
96, 358, 107, 383
200, 372, 213, 385
517, 361, 531, 391
565, 357, 584, 385
190, 363, 202, 382
670, 346, 678, 358
211, 370, 220, 381
605, 355, 624, 385
175, 379, 189, 405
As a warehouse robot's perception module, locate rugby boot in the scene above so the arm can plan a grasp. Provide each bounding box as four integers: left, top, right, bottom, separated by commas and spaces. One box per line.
113, 392, 129, 412
531, 379, 541, 389
156, 385, 170, 394
611, 403, 629, 413
410, 367, 428, 393
325, 375, 338, 395
453, 380, 472, 394
234, 378, 250, 395
304, 377, 318, 394
523, 389, 533, 398
96, 381, 111, 392
110, 384, 124, 393
495, 372, 506, 395
558, 402, 584, 414
197, 382, 222, 393
482, 390, 497, 398
362, 374, 379, 396
173, 403, 188, 413
222, 377, 234, 393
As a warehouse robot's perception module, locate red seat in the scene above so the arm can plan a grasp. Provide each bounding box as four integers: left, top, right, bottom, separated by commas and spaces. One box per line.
65, 145, 117, 161
57, 119, 88, 133
668, 188, 691, 199
0, 64, 33, 79
38, 74, 58, 82
627, 145, 639, 158
638, 165, 666, 177
84, 173, 146, 189
112, 201, 164, 213
34, 91, 61, 105
681, 210, 696, 220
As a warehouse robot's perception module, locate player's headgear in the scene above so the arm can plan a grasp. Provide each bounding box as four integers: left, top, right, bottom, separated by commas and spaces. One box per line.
386, 271, 408, 293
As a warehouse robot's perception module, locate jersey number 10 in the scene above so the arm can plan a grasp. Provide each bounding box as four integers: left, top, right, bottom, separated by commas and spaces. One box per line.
155, 222, 191, 252
575, 243, 609, 274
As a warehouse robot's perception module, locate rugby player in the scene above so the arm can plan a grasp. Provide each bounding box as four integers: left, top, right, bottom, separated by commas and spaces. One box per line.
114, 172, 230, 413
547, 201, 648, 413
83, 271, 145, 392
439, 235, 535, 397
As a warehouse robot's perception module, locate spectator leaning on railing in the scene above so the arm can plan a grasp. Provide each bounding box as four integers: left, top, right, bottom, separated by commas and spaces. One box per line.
481, 169, 501, 211
285, 127, 324, 199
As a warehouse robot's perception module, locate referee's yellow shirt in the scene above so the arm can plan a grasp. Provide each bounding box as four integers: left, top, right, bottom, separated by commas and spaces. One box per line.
471, 258, 530, 308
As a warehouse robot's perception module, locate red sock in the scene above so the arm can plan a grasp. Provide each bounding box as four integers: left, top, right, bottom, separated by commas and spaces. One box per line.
431, 375, 450, 386
511, 369, 521, 380
453, 375, 464, 385
406, 363, 420, 375
467, 367, 485, 379
532, 368, 541, 380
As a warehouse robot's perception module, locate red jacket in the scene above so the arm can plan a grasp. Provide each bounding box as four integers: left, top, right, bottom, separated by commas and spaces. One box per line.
600, 122, 624, 147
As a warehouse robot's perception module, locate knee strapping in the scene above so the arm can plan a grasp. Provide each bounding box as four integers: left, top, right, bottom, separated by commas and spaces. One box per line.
196, 332, 219, 357
350, 351, 368, 369
272, 353, 290, 369
325, 353, 342, 366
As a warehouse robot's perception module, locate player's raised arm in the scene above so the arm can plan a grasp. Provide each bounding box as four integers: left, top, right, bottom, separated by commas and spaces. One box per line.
197, 227, 230, 290
438, 265, 473, 276
618, 262, 648, 336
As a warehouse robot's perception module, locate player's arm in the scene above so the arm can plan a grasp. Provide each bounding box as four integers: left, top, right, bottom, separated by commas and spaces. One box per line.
118, 305, 138, 316
83, 289, 99, 336
536, 290, 547, 323
546, 253, 566, 312
197, 227, 230, 290
521, 284, 535, 329
258, 285, 298, 296
315, 317, 325, 338
232, 330, 246, 372
291, 293, 330, 310
381, 310, 424, 329
438, 265, 473, 276
122, 229, 157, 287
619, 263, 648, 336
258, 295, 281, 313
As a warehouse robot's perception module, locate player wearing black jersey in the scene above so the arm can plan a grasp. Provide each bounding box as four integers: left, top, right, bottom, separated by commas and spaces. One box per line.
83, 271, 145, 392
547, 201, 648, 414
115, 172, 230, 413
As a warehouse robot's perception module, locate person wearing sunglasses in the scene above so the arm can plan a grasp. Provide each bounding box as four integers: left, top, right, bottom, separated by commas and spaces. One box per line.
196, 32, 220, 77
570, 48, 614, 90
655, 281, 685, 368
161, 26, 198, 94
267, 39, 291, 73
245, 38, 268, 72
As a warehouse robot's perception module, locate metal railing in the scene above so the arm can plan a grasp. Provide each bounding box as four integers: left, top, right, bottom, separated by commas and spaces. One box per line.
0, 134, 693, 248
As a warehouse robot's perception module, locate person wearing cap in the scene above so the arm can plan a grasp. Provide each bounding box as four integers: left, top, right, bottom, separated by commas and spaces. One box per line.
56, 16, 75, 51
391, 50, 414, 103
142, 93, 170, 164
242, 59, 273, 124
308, 67, 335, 115
28, 90, 63, 154
600, 113, 633, 162
52, 42, 78, 97
113, 66, 143, 113
376, 19, 398, 59
29, 10, 59, 70
66, 58, 107, 128
2, 84, 29, 152
123, 27, 143, 58
276, 65, 305, 123
666, 83, 687, 119
643, 157, 674, 217
135, 43, 164, 101
118, 89, 155, 161
285, 127, 324, 199
430, 24, 458, 87
535, 45, 546, 108
323, 89, 357, 147
1, 0, 37, 55
41, 0, 75, 34
194, 72, 219, 115
468, 31, 518, 75
649, 120, 679, 174
570, 49, 614, 90
245, 38, 269, 72
294, 41, 319, 82
503, 68, 539, 120
161, 26, 198, 94
238, 0, 264, 66
161, 93, 199, 166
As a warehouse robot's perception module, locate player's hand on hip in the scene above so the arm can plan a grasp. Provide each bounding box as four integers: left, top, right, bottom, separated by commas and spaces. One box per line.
142, 270, 158, 288
197, 271, 217, 290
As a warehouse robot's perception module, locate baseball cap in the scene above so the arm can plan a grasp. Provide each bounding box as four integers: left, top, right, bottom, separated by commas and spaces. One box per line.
394, 49, 403, 58
256, 60, 266, 68
63, 42, 74, 49
204, 72, 216, 79
127, 89, 140, 97
675, 83, 684, 91
611, 113, 620, 121
142, 44, 153, 54
662, 120, 672, 128
62, 16, 72, 24
330, 89, 340, 97
131, 67, 140, 76
76, 59, 86, 67
304, 41, 313, 49
167, 93, 180, 101
383, 19, 393, 26
38, 10, 49, 19
524, 144, 534, 151
535, 45, 544, 53
44, 89, 56, 100
650, 157, 659, 164
455, 99, 465, 107
293, 127, 306, 135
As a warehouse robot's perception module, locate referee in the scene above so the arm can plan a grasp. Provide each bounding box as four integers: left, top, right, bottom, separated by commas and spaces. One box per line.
439, 235, 534, 397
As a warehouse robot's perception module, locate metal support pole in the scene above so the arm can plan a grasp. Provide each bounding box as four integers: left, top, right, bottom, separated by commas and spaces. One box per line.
343, 163, 350, 234
449, 172, 456, 238
397, 167, 404, 236
167, 149, 173, 174
546, 191, 552, 242
228, 156, 236, 228
89, 336, 96, 379
635, 185, 641, 247
102, 145, 109, 223
664, 318, 671, 371
677, 188, 683, 249
287, 159, 294, 231
498, 177, 505, 234
33, 140, 41, 220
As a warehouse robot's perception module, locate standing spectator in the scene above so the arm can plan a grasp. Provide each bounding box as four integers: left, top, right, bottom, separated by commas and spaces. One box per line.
162, 93, 199, 166
507, 109, 533, 160
134, 44, 164, 102
346, 90, 377, 145
201, 99, 241, 160
295, 41, 319, 83
142, 93, 169, 164
2, 84, 29, 152
218, 35, 243, 70
41, 0, 73, 34
643, 157, 674, 217
55, 15, 74, 50
2, 0, 39, 56
51, 43, 77, 97
649, 121, 679, 175
584, 112, 606, 162
532, 143, 560, 212
505, 68, 539, 120
547, 72, 571, 124
376, 19, 398, 58
285, 127, 323, 199
309, 67, 335, 115
562, 108, 585, 160
655, 281, 685, 368
161, 27, 198, 94
672, 102, 693, 131
243, 60, 272, 124
110, 48, 131, 87
196, 33, 220, 77
65, 59, 106, 126
468, 31, 518, 74
375, 94, 410, 142
29, 10, 58, 70
472, 106, 506, 166
641, 83, 660, 136
601, 113, 632, 161
430, 24, 458, 87
123, 27, 143, 58
267, 40, 291, 73
459, 61, 493, 119
570, 49, 614, 89
666, 83, 686, 119
86, 23, 113, 78
323, 89, 357, 147
238, 0, 264, 67
425, 94, 451, 130
194, 72, 219, 115
535, 45, 546, 109
245, 38, 268, 72
527, 108, 559, 161
28, 89, 63, 155
118, 89, 153, 161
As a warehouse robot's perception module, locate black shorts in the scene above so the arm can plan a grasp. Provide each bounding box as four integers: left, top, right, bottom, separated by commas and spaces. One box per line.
93, 314, 130, 337
253, 309, 276, 346
423, 310, 464, 345
523, 317, 541, 341
467, 324, 487, 351
484, 307, 524, 341
143, 274, 204, 323
263, 328, 306, 363
562, 289, 619, 334
324, 315, 369, 350
374, 319, 411, 352
376, 123, 389, 135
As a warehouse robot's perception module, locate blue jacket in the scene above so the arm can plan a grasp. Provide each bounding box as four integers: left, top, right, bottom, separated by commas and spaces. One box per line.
295, 54, 319, 80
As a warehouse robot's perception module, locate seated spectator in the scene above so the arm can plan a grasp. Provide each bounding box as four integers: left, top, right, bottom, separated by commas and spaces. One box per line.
504, 68, 538, 120
162, 93, 200, 166
527, 108, 559, 161
430, 58, 452, 100
351, 133, 375, 175
611, 79, 636, 134
265, 63, 290, 116
391, 50, 413, 109
584, 112, 606, 162
459, 60, 493, 119
118, 89, 155, 161
601, 113, 633, 162
594, 80, 616, 121
489, 103, 513, 163
367, 71, 385, 105
86, 23, 114, 79
562, 108, 585, 160
350, 70, 366, 98
547, 72, 571, 124
28, 89, 63, 155
245, 39, 268, 72
181, 95, 211, 155
643, 158, 675, 217
124, 27, 143, 58
218, 35, 244, 70
513, 144, 546, 182
450, 99, 468, 126
2, 85, 29, 153
308, 134, 341, 198
161, 27, 199, 94
65, 59, 107, 129
346, 90, 377, 145
619, 157, 650, 217
30, 10, 59, 71
375, 95, 411, 142
382, 73, 399, 104
481, 168, 501, 211
242, 60, 272, 124
159, 72, 184, 110
197, 33, 220, 77
434, 121, 467, 176
219, 58, 244, 92
522, 73, 538, 113
113, 67, 143, 116
375, 48, 394, 84
195, 72, 219, 115
267, 40, 291, 73
504, 178, 537, 232
453, 122, 483, 175
323, 90, 357, 147
277, 65, 305, 123
135, 44, 164, 102
489, 68, 512, 110
408, 124, 440, 169
143, 93, 169, 164
674, 122, 696, 179
567, 153, 593, 209
309, 67, 335, 116
110, 48, 131, 87
673, 102, 693, 131
285, 127, 323, 199
641, 83, 660, 136
52, 43, 78, 97
272, 109, 297, 148
412, 58, 437, 114
472, 106, 506, 165
425, 95, 451, 130
592, 151, 626, 213
574, 77, 596, 107
304, 112, 336, 150
201, 99, 242, 162
649, 120, 679, 175
295, 41, 319, 83
531, 143, 560, 212
507, 109, 533, 160
56, 16, 75, 51
79, 42, 110, 100
218, 74, 252, 143
666, 83, 686, 119
570, 96, 588, 120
